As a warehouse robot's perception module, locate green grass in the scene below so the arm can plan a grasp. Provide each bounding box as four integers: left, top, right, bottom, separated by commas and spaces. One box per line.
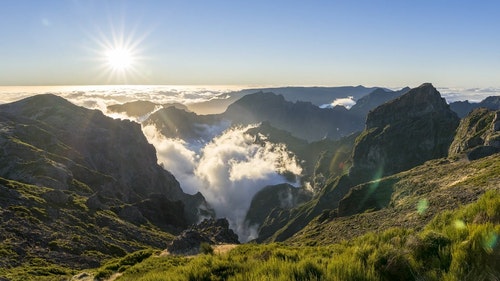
86, 191, 499, 281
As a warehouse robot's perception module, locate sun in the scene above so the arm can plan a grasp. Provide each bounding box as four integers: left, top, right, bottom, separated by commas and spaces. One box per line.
87, 20, 150, 84
105, 47, 133, 71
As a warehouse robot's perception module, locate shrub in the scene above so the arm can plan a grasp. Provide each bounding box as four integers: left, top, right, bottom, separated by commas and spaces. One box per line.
200, 242, 214, 255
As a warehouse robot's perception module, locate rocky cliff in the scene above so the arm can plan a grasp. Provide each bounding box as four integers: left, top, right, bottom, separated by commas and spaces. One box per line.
449, 108, 500, 160
350, 83, 460, 181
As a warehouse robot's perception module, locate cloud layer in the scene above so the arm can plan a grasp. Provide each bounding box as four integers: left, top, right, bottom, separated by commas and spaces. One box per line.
143, 124, 302, 242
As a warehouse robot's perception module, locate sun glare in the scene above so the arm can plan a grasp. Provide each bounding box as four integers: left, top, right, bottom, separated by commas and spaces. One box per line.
106, 47, 133, 70
88, 22, 150, 84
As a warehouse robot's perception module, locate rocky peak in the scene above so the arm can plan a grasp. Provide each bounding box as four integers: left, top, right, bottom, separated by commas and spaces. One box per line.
449, 108, 500, 160
366, 83, 452, 129
350, 83, 460, 181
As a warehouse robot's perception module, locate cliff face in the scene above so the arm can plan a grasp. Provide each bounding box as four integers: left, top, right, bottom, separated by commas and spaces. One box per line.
449, 108, 500, 160
0, 94, 211, 227
350, 83, 460, 182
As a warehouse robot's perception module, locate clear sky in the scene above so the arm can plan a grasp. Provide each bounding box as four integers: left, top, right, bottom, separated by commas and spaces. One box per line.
0, 0, 499, 87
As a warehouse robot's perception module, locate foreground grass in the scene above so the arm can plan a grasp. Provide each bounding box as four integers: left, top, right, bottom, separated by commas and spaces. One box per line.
97, 190, 500, 281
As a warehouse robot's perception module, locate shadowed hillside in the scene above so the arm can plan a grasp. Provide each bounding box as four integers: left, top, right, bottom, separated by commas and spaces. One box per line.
0, 94, 212, 271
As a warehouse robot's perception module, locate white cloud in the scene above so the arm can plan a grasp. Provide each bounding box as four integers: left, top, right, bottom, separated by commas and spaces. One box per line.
320, 96, 356, 109
143, 124, 302, 242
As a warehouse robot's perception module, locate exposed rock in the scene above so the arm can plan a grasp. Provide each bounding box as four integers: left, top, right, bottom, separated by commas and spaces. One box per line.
467, 146, 499, 160
449, 108, 500, 160
167, 218, 239, 255
350, 83, 460, 181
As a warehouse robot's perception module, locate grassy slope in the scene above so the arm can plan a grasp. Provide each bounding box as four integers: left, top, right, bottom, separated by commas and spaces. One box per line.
0, 177, 174, 281
82, 189, 499, 281
288, 154, 500, 246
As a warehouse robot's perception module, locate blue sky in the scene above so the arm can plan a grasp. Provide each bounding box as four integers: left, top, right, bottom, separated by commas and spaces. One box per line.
0, 0, 499, 87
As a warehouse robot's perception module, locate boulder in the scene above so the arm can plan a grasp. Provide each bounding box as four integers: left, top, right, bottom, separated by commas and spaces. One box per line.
167, 218, 239, 255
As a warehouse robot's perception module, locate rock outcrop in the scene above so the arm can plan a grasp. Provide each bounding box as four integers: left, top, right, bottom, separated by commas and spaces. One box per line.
449, 108, 500, 160
167, 218, 239, 255
350, 83, 460, 182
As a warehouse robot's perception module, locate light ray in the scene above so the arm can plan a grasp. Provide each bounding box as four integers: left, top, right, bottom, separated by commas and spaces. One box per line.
83, 16, 152, 85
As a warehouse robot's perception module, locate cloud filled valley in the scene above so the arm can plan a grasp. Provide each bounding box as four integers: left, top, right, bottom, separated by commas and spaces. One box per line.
143, 124, 303, 241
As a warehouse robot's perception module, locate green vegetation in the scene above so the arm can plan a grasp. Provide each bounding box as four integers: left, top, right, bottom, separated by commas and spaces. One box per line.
89, 190, 499, 281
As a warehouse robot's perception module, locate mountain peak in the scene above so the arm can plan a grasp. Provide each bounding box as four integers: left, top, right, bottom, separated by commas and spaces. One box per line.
366, 83, 453, 129
351, 83, 460, 181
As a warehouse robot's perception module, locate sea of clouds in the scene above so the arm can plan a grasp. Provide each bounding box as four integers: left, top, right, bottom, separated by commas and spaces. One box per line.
1, 85, 498, 110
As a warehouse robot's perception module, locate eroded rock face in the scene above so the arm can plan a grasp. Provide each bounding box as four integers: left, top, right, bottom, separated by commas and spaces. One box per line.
350, 83, 460, 182
167, 218, 239, 255
449, 108, 500, 160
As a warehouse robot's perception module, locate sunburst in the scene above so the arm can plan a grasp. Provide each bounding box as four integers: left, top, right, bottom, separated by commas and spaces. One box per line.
86, 21, 150, 84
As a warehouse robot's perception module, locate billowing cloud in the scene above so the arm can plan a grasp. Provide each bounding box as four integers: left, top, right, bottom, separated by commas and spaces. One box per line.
320, 96, 356, 109
143, 124, 302, 242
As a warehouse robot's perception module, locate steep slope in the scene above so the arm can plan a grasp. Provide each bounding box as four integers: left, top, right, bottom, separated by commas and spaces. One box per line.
0, 94, 212, 269
254, 84, 462, 242
288, 153, 500, 245
449, 108, 500, 160
223, 91, 363, 141
244, 122, 358, 186
350, 83, 460, 182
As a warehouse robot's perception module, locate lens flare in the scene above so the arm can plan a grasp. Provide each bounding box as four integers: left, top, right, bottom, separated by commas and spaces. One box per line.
417, 198, 429, 215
